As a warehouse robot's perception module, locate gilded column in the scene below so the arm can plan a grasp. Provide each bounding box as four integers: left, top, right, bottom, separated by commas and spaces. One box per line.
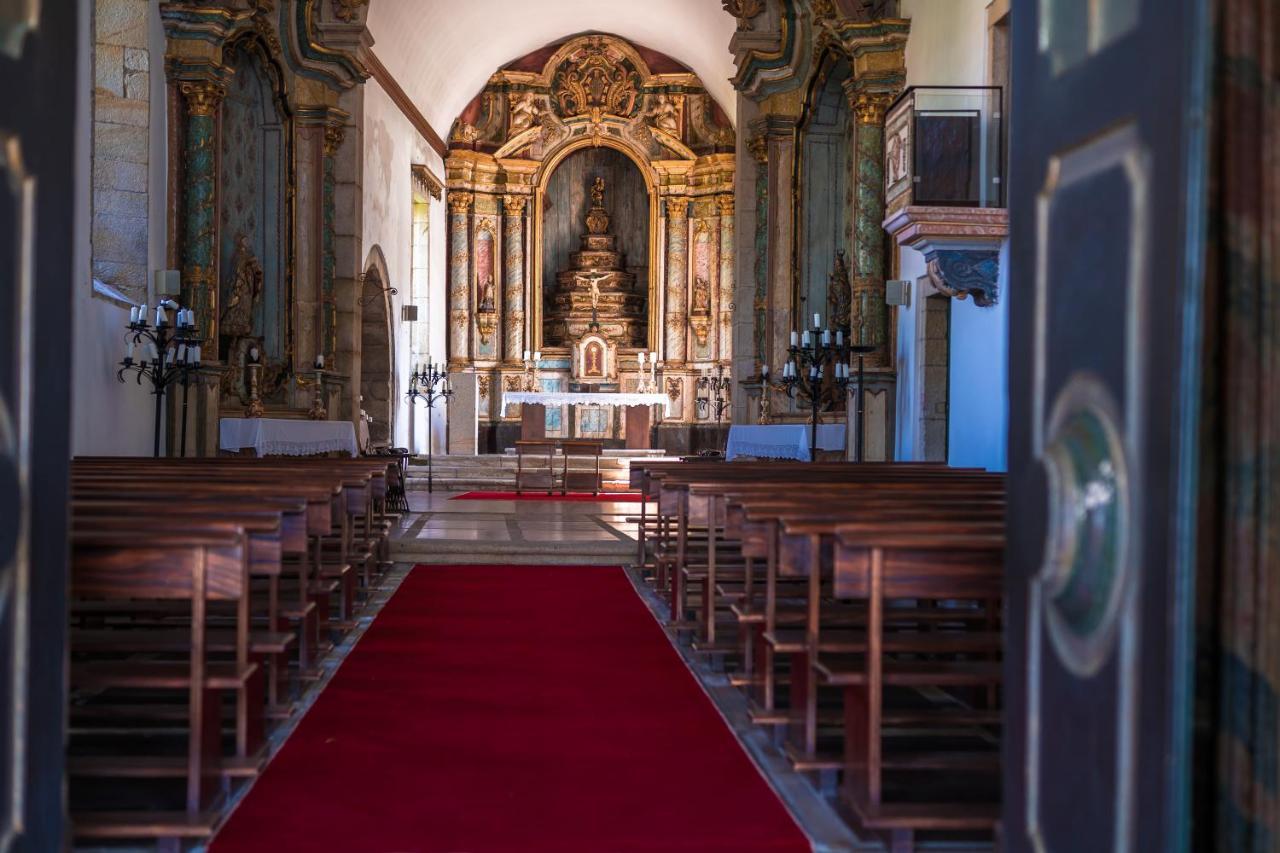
850, 91, 894, 364
664, 197, 689, 363
502, 194, 527, 362
179, 79, 225, 350
717, 194, 735, 364
321, 122, 344, 364
448, 192, 474, 365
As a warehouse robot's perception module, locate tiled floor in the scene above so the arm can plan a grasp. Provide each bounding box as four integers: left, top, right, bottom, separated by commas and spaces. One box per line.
397, 491, 642, 547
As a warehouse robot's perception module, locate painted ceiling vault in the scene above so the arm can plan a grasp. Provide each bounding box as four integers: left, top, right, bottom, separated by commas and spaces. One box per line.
365, 0, 739, 134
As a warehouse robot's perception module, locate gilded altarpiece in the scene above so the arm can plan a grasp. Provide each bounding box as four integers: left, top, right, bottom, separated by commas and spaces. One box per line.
446, 34, 736, 452
161, 1, 370, 456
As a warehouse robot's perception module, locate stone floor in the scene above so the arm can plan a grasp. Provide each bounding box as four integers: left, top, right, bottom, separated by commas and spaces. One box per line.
390, 490, 644, 564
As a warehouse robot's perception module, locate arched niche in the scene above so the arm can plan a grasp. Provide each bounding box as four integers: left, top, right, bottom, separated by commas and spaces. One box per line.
538, 144, 652, 349
530, 136, 661, 354
218, 35, 293, 388
796, 51, 854, 331
360, 247, 395, 447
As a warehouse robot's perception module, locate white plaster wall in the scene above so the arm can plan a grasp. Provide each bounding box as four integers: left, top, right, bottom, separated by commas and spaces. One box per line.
72, 0, 165, 457
361, 78, 448, 455
892, 0, 1008, 471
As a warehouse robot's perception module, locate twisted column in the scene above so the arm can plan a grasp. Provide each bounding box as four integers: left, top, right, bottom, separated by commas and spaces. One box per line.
664, 197, 689, 363
178, 79, 225, 351
502, 194, 527, 362
448, 192, 473, 364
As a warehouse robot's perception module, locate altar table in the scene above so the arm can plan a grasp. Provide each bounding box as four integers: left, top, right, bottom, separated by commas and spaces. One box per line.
725, 423, 847, 462
503, 391, 671, 449
219, 417, 359, 458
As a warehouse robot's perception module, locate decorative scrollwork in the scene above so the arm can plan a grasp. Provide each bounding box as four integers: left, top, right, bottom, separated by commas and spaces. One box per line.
552, 36, 641, 119
722, 0, 764, 30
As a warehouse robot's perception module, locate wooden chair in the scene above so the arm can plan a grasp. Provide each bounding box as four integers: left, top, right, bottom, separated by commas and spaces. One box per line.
515, 439, 557, 494
560, 439, 604, 495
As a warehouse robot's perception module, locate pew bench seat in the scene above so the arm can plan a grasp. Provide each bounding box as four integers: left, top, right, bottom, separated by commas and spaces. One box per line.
71, 661, 258, 691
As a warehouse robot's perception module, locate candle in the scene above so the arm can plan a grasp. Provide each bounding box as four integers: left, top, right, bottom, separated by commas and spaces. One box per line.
813, 313, 821, 329
138, 303, 147, 325
836, 329, 843, 347
129, 306, 139, 324
523, 350, 531, 362
638, 351, 646, 364
191, 345, 201, 364
790, 330, 798, 348
155, 307, 165, 327
147, 342, 159, 362
822, 329, 831, 346
164, 348, 174, 366
533, 351, 541, 362
315, 355, 325, 369
125, 340, 134, 361
802, 330, 811, 348
809, 365, 818, 379
761, 363, 769, 378
177, 344, 187, 364
249, 346, 260, 364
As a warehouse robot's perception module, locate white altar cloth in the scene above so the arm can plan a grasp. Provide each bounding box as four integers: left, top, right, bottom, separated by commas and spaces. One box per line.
502, 390, 673, 416
219, 417, 359, 457
725, 424, 847, 462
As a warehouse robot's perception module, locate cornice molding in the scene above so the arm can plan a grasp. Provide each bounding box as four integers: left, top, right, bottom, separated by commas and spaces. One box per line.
365, 49, 448, 159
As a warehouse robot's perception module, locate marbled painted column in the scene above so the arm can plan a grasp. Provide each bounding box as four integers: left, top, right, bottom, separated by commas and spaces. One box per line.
664, 197, 689, 363
851, 92, 894, 365
502, 194, 527, 362
447, 192, 473, 365
748, 133, 768, 373
321, 123, 344, 364
717, 194, 735, 364
178, 79, 225, 350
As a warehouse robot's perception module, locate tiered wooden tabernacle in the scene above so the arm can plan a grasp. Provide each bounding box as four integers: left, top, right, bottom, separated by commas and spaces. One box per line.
548, 177, 646, 347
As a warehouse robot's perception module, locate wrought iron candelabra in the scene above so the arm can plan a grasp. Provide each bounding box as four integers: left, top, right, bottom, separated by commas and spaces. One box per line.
696, 364, 731, 422
770, 313, 873, 462
117, 300, 203, 458
406, 361, 453, 493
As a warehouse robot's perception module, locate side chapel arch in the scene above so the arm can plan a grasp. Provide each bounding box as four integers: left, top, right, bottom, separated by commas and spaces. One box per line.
360, 246, 396, 447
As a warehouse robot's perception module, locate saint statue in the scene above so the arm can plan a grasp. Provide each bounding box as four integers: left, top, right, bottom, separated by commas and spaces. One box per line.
508, 92, 541, 133
692, 276, 712, 315
591, 176, 606, 208
221, 233, 263, 340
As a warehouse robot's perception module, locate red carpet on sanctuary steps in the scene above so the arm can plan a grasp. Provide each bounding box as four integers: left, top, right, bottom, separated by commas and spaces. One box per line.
211, 565, 808, 852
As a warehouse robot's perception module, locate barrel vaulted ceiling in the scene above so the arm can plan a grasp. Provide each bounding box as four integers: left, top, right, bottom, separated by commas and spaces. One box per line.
366, 0, 740, 135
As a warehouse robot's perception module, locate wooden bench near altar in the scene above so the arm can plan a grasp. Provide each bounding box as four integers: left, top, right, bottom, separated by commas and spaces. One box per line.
503, 391, 670, 449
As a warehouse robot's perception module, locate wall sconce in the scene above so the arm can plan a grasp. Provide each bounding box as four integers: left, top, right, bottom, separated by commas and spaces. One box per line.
358, 272, 397, 307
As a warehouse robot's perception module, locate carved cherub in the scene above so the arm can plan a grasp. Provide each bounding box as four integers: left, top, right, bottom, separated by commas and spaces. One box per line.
647, 93, 680, 137
508, 92, 542, 133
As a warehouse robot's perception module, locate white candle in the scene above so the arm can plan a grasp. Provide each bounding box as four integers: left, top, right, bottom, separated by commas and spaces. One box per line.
523, 350, 531, 362
155, 307, 165, 327
810, 365, 818, 379
129, 306, 139, 324
138, 303, 147, 324
790, 330, 799, 347
638, 351, 646, 364
533, 351, 541, 362
822, 329, 831, 346
147, 342, 159, 362
836, 329, 843, 347
177, 344, 187, 364
125, 340, 134, 361
813, 313, 821, 329
192, 345, 201, 364
315, 355, 325, 369
249, 346, 260, 363
802, 330, 811, 348
164, 348, 174, 366
761, 363, 769, 378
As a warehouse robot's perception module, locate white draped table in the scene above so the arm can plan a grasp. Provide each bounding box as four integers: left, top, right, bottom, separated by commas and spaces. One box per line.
219, 417, 359, 458
501, 390, 673, 416
725, 424, 847, 462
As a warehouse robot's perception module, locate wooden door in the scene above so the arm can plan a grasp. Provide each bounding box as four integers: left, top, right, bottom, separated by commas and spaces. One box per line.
0, 3, 78, 849
1005, 1, 1210, 850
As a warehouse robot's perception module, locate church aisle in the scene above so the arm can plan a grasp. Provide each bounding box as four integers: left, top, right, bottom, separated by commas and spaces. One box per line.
210, 564, 810, 852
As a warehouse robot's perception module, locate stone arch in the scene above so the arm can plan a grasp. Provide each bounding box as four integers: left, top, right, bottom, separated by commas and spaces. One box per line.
360, 246, 395, 447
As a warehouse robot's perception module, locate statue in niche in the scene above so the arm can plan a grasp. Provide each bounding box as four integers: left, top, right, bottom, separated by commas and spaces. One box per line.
508, 92, 542, 133
646, 93, 680, 137
221, 232, 263, 341
477, 273, 496, 313
692, 276, 712, 315
827, 249, 852, 331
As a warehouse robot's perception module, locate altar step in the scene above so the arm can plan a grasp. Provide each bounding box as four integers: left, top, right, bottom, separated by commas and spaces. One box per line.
405, 449, 673, 492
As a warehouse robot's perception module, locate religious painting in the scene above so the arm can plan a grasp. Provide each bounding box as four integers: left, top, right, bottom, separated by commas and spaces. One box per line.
584, 340, 604, 377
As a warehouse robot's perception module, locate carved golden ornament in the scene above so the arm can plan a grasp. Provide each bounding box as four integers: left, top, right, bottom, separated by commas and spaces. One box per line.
180, 79, 226, 116
331, 0, 368, 22
448, 192, 474, 214
503, 374, 524, 392
717, 195, 735, 217
722, 0, 764, 30
503, 194, 528, 215
665, 198, 689, 220
811, 0, 837, 23
451, 122, 480, 144
477, 375, 491, 398
747, 133, 768, 164
853, 92, 894, 125
323, 123, 346, 156
666, 377, 682, 402
690, 316, 711, 347
476, 312, 497, 345
552, 36, 640, 119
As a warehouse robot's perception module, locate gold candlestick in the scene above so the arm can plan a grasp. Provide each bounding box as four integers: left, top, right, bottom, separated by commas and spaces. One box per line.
308, 370, 328, 420
245, 362, 265, 418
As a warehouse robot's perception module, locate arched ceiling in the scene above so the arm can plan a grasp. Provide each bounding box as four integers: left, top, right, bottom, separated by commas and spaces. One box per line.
366, 0, 739, 137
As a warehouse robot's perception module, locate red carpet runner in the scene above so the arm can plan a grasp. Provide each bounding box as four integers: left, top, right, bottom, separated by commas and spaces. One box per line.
212, 565, 808, 852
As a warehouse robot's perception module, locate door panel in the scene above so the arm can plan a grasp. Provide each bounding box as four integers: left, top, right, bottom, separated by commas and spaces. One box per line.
0, 2, 77, 850
1007, 0, 1208, 850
